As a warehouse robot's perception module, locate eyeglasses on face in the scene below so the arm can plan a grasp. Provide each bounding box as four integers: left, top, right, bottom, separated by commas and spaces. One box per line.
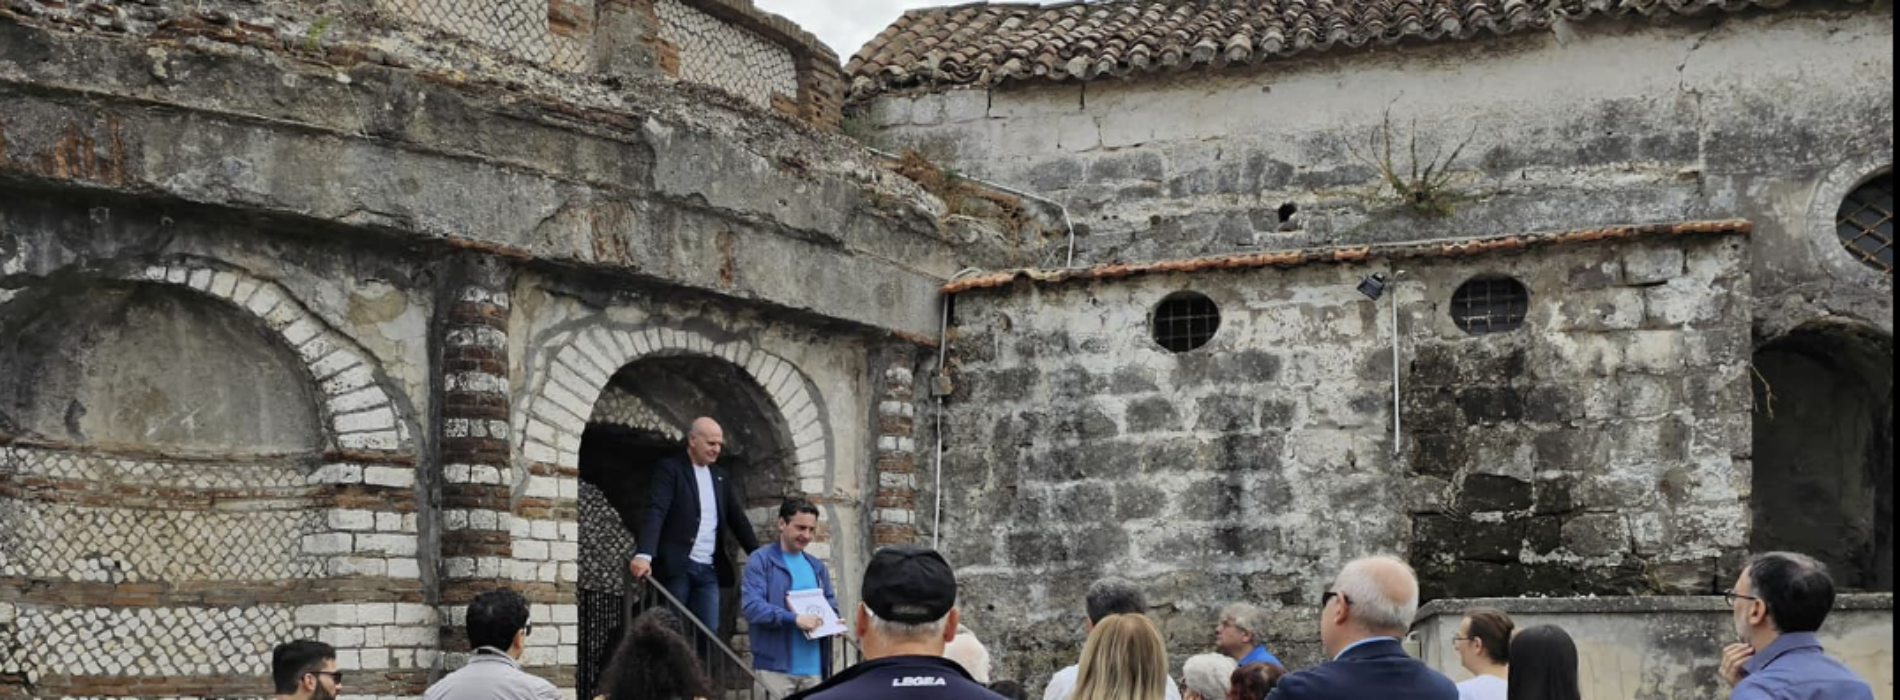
1723, 589, 1762, 606
309, 671, 345, 686
1321, 591, 1353, 609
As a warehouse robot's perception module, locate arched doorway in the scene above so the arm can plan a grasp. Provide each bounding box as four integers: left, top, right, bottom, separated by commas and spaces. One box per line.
575, 354, 797, 698
1751, 323, 1894, 591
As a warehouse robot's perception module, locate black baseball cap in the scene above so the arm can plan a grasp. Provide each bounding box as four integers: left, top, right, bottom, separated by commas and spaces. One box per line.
862, 545, 958, 624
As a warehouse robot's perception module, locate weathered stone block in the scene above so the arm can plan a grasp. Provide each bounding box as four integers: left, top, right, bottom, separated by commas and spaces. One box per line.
1196, 394, 1258, 432
942, 89, 989, 123
1087, 151, 1167, 182
1643, 279, 1728, 327
1559, 288, 1647, 331
1563, 513, 1631, 557
1058, 115, 1102, 152
1622, 247, 1686, 286
1462, 474, 1535, 513
1456, 387, 1527, 424
1026, 158, 1086, 192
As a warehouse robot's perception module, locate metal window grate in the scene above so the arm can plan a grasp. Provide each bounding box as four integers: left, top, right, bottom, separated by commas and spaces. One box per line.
1451, 277, 1530, 335
1837, 173, 1895, 275
1152, 292, 1221, 353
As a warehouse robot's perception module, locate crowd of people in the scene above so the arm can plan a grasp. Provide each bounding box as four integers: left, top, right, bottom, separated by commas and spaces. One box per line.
261, 419, 1877, 700
266, 536, 1877, 700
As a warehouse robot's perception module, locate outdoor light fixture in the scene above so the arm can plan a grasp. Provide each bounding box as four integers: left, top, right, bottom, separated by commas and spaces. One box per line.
1357, 273, 1389, 301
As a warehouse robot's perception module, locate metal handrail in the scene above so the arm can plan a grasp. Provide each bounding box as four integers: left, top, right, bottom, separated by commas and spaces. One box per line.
630, 576, 765, 700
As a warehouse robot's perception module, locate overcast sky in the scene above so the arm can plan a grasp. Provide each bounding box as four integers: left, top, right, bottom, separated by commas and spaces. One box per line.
752, 0, 949, 61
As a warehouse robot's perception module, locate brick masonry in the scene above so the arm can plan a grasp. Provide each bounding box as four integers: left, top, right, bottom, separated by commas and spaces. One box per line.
872, 346, 924, 547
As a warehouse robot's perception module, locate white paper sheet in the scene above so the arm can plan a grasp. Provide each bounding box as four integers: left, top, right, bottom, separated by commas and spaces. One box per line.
786, 588, 847, 640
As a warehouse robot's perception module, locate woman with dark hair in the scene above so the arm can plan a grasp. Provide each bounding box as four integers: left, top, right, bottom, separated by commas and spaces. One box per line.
596, 609, 715, 700
1506, 625, 1583, 700
1226, 662, 1287, 700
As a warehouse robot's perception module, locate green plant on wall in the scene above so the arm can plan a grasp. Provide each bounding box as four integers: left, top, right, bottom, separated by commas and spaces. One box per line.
305, 15, 336, 53
1347, 108, 1480, 218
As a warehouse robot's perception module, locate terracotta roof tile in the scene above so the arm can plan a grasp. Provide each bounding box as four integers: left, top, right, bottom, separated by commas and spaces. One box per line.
940, 219, 1753, 293
847, 0, 1848, 100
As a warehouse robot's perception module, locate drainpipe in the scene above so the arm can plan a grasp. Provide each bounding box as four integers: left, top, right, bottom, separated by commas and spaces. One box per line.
868, 147, 1081, 269
1392, 274, 1404, 458
931, 269, 982, 549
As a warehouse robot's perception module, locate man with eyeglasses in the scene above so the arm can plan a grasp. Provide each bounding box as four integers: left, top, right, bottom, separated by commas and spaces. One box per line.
424, 589, 563, 700
1719, 552, 1874, 700
1266, 556, 1456, 700
272, 640, 342, 700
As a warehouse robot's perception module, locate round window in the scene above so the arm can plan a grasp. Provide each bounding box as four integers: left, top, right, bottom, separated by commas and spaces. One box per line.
1151, 292, 1221, 353
1450, 277, 1530, 335
1836, 172, 1893, 275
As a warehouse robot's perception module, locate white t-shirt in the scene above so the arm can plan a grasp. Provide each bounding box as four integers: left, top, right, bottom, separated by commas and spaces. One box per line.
1042, 665, 1183, 700
689, 465, 718, 564
1457, 675, 1508, 700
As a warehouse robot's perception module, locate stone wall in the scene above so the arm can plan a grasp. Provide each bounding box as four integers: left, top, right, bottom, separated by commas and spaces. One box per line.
936, 230, 1753, 685
4, 0, 845, 129
1415, 595, 1895, 700
0, 6, 944, 697
861, 5, 1893, 336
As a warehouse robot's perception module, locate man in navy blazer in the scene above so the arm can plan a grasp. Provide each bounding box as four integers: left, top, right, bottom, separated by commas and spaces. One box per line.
629, 417, 761, 634
1267, 556, 1457, 700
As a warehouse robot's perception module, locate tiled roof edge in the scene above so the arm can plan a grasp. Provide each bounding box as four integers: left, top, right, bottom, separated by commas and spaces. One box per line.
846, 0, 1875, 101
941, 219, 1754, 294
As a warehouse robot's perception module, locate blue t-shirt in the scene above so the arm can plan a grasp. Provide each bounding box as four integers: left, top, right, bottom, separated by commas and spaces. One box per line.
783, 550, 823, 676
1242, 644, 1285, 668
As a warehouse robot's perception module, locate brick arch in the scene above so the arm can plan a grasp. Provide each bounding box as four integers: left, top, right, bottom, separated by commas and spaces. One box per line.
519, 326, 829, 489
114, 258, 415, 455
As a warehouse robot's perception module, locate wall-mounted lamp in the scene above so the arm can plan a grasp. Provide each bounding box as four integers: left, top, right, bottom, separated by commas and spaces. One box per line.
1357, 272, 1390, 302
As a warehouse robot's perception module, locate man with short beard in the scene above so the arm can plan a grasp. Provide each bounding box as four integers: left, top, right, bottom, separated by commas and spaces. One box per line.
272, 640, 341, 700
1719, 552, 1874, 700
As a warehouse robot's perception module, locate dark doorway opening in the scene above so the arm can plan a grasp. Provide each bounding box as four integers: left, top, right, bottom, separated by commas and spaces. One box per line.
1751, 323, 1894, 591
574, 354, 797, 699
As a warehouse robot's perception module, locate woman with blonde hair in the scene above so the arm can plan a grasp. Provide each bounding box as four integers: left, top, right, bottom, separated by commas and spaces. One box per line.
1070, 614, 1171, 700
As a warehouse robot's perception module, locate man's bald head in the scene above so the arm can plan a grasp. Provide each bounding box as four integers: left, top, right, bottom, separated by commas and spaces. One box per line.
1332, 556, 1420, 636
686, 417, 725, 466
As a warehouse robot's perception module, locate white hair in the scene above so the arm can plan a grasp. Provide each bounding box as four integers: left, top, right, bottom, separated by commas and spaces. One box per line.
1334, 556, 1420, 635
941, 625, 992, 684
1221, 602, 1270, 640
866, 605, 950, 642
1182, 653, 1239, 700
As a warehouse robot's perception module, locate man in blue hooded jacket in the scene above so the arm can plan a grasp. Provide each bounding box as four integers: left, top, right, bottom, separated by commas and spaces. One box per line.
743, 498, 839, 699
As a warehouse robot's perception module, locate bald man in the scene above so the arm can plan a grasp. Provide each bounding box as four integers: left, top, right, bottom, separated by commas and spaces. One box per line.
1267, 557, 1457, 700
631, 417, 761, 636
